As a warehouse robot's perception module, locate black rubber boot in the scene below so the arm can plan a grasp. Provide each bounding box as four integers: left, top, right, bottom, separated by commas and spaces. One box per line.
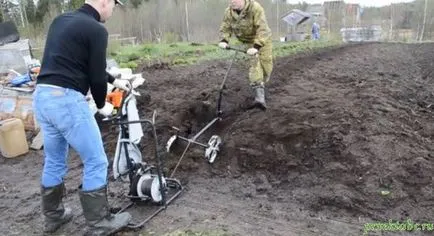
41, 183, 73, 233
79, 185, 131, 236
253, 84, 267, 110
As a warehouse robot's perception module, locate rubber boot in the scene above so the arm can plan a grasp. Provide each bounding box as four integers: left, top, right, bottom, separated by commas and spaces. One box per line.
79, 185, 131, 236
253, 84, 267, 110
41, 183, 73, 233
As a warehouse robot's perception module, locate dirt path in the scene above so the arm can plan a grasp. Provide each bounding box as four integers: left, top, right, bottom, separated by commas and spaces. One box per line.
0, 42, 433, 236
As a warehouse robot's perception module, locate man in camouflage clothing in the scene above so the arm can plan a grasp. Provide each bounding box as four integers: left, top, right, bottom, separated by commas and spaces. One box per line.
219, 0, 273, 110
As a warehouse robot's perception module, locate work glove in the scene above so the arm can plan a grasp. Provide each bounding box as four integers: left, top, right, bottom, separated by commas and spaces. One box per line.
98, 102, 114, 117
218, 42, 228, 49
112, 79, 131, 92
247, 48, 258, 56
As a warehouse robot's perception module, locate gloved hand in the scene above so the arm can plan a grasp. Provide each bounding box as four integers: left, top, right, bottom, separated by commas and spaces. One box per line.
218, 42, 228, 49
247, 48, 258, 56
97, 102, 114, 117
112, 79, 131, 92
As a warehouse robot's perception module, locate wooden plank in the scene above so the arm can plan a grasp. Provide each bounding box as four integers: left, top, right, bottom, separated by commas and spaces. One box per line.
118, 37, 137, 46
30, 130, 43, 150
109, 33, 121, 38
3, 87, 34, 93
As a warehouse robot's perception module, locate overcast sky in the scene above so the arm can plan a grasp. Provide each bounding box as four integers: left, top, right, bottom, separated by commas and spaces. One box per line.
284, 0, 415, 7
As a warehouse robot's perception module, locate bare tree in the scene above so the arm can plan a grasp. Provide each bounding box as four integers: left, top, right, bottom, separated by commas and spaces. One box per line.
15, 0, 434, 45
420, 0, 428, 41
185, 0, 190, 41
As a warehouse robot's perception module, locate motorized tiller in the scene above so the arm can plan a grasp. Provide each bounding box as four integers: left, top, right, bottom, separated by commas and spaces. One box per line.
101, 74, 183, 229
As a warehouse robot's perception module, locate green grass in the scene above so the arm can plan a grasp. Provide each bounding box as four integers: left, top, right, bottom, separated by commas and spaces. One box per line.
31, 39, 341, 69
110, 38, 342, 70
109, 42, 226, 70
272, 39, 341, 57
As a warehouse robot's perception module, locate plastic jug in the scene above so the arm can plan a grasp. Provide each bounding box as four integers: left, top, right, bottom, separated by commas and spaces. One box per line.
0, 118, 29, 158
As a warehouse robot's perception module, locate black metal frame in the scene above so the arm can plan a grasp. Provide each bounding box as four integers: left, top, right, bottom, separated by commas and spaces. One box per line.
103, 85, 183, 229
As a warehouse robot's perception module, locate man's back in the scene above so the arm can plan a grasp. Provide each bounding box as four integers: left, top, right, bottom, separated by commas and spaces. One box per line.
37, 4, 108, 100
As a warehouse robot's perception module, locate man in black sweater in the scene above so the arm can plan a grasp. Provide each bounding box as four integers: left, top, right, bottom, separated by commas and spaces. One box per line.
33, 0, 131, 235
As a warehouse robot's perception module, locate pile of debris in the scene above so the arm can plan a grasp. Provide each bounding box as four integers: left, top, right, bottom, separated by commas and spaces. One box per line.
0, 21, 142, 156
0, 22, 41, 157
0, 21, 40, 92
0, 21, 42, 157
0, 63, 40, 91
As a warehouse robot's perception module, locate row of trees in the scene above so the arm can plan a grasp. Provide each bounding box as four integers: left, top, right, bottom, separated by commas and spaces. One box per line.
102, 0, 434, 42
0, 0, 150, 27
0, 0, 302, 43
1, 0, 434, 45
360, 0, 433, 41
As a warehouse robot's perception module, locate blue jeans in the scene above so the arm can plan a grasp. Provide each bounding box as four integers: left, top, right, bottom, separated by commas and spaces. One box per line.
33, 85, 108, 191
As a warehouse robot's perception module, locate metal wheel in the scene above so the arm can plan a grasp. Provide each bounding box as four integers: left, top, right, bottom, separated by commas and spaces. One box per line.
166, 135, 178, 152
136, 174, 166, 203
205, 135, 222, 163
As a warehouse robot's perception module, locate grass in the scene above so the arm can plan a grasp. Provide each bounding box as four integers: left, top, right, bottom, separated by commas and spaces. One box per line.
109, 38, 342, 70
30, 38, 341, 70
30, 37, 341, 69
109, 42, 227, 69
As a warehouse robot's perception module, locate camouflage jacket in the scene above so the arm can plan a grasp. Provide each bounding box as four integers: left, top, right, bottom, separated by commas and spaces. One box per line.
219, 0, 272, 47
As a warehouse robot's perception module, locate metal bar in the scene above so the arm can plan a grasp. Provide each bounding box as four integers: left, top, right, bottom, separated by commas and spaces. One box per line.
126, 188, 183, 229
117, 138, 132, 143
217, 53, 237, 116
192, 117, 220, 141
176, 136, 208, 148
121, 127, 134, 184
170, 141, 192, 178
150, 121, 167, 207
117, 119, 153, 126
226, 46, 246, 53
115, 202, 134, 216
124, 179, 183, 229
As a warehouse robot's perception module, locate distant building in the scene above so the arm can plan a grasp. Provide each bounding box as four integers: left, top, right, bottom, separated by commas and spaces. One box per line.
306, 4, 326, 28
279, 0, 365, 34
345, 3, 362, 27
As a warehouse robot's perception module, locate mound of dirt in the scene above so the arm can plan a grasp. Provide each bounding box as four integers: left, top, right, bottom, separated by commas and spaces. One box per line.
122, 42, 434, 228
1, 42, 433, 236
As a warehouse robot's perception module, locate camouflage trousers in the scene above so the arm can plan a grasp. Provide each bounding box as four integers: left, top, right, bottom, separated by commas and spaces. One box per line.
244, 39, 273, 86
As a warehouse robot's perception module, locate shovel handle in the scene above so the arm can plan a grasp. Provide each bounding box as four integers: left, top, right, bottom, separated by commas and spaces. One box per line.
225, 46, 247, 53
225, 46, 258, 57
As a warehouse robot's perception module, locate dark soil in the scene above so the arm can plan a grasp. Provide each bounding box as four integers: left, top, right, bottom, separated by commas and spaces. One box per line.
1, 42, 433, 236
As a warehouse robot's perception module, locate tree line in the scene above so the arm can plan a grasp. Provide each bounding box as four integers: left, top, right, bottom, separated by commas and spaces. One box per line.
1, 0, 434, 44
